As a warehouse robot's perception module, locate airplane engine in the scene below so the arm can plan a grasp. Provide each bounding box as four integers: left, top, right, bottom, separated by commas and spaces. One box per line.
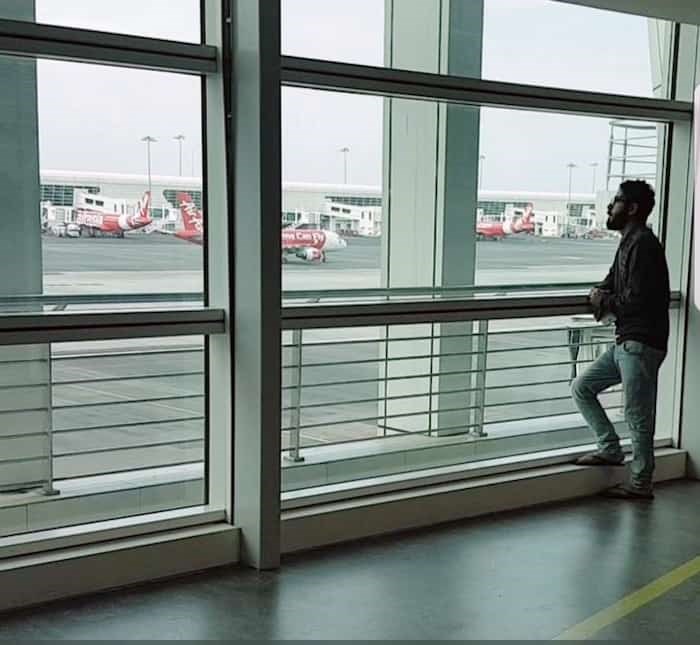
297, 247, 323, 261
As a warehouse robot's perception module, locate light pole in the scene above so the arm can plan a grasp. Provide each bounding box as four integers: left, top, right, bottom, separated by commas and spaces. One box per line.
589, 162, 598, 193
339, 146, 350, 184
478, 154, 486, 190
141, 136, 157, 202
174, 134, 185, 176
566, 162, 577, 237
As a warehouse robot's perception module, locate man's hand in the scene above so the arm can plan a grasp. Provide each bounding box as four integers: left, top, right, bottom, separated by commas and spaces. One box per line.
589, 287, 610, 321
589, 287, 604, 310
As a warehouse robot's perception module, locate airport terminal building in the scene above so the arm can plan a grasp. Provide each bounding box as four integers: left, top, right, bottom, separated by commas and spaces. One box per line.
40, 170, 601, 238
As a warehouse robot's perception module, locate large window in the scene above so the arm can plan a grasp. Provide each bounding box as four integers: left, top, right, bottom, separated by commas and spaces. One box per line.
282, 0, 672, 98
0, 2, 225, 561
279, 0, 690, 508
0, 336, 206, 537
282, 86, 664, 294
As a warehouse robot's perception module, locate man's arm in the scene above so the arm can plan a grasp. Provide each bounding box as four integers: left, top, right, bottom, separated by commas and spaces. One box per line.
589, 257, 617, 320
598, 238, 661, 318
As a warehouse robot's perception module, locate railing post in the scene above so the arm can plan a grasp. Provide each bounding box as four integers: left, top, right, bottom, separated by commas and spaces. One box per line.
42, 342, 59, 496
471, 319, 489, 438
285, 328, 305, 463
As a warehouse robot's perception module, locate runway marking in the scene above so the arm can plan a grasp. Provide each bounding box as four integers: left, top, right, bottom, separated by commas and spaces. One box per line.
553, 555, 700, 640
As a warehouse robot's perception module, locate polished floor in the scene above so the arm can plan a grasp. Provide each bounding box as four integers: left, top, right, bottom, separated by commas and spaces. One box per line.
1, 480, 699, 640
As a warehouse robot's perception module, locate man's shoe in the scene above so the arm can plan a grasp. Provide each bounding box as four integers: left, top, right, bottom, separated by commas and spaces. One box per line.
600, 484, 654, 500
573, 451, 625, 467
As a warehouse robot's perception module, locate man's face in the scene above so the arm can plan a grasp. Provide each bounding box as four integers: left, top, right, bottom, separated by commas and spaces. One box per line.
606, 190, 631, 231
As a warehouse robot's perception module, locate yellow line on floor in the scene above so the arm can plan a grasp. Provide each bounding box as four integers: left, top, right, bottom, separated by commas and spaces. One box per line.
554, 555, 700, 640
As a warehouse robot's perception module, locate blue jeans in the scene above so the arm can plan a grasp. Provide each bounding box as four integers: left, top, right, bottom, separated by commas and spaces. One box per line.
571, 340, 665, 491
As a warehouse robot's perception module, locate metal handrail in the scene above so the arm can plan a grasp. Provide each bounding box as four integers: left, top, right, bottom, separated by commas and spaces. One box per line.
283, 291, 681, 329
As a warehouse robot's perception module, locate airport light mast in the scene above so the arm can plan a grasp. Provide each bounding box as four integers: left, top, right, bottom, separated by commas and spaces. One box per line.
141, 136, 157, 212
566, 162, 577, 237
174, 134, 186, 177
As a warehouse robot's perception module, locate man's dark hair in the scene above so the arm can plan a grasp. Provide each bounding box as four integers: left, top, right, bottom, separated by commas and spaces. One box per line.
619, 179, 656, 218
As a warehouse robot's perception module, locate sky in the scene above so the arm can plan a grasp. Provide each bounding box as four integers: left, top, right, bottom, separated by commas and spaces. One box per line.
281, 0, 662, 193
34, 0, 203, 179
4, 1, 664, 194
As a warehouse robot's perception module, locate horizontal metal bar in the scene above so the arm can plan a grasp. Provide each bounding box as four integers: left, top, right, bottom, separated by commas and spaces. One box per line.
0, 309, 224, 345
53, 415, 204, 434
283, 389, 437, 412
0, 19, 217, 74
284, 349, 484, 369
284, 339, 612, 366
283, 402, 481, 433
283, 295, 590, 329
54, 371, 204, 387
0, 381, 49, 391
55, 347, 203, 361
483, 405, 622, 428
282, 359, 596, 391
282, 413, 635, 454
284, 381, 623, 413
56, 438, 202, 458
486, 339, 612, 354
486, 359, 592, 373
483, 391, 620, 410
282, 325, 606, 347
282, 293, 681, 329
283, 282, 593, 303
0, 431, 48, 440
281, 425, 463, 451
53, 393, 203, 410
281, 56, 692, 122
0, 292, 204, 308
54, 459, 204, 481
283, 332, 484, 350
487, 378, 574, 391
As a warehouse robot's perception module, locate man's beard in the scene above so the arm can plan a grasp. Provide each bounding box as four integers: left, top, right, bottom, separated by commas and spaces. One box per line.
606, 213, 626, 231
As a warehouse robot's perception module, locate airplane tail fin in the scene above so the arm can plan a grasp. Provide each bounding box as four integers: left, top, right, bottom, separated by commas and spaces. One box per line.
177, 192, 202, 233
138, 191, 152, 220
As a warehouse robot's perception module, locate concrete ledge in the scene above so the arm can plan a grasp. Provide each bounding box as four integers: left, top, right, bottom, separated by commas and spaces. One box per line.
0, 465, 204, 538
281, 448, 686, 553
0, 523, 239, 612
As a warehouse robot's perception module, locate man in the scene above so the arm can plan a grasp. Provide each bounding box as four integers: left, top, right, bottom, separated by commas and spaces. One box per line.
571, 179, 670, 499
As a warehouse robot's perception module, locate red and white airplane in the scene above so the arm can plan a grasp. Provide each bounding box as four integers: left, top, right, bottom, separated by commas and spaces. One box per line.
73, 191, 152, 238
476, 204, 535, 241
163, 193, 347, 262
281, 225, 347, 263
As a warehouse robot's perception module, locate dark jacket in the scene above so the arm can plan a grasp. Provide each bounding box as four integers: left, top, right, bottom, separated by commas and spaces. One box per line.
595, 224, 670, 352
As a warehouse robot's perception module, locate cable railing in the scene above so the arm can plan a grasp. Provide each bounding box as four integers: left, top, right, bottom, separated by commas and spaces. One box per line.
0, 299, 221, 499
280, 292, 681, 483
51, 342, 205, 480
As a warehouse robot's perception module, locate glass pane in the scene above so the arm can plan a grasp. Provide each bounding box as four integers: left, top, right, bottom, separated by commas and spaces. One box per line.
2, 1, 201, 44
0, 54, 204, 313
0, 336, 205, 538
282, 86, 665, 299
282, 0, 672, 98
281, 315, 673, 492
